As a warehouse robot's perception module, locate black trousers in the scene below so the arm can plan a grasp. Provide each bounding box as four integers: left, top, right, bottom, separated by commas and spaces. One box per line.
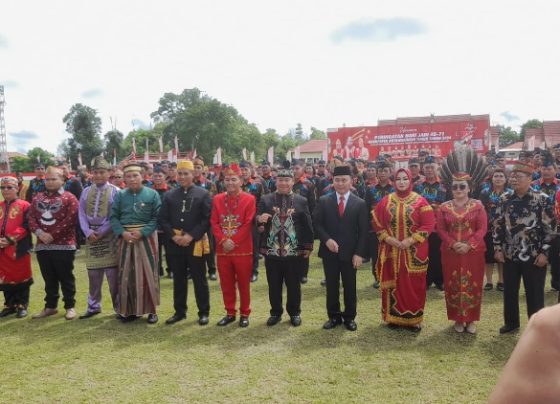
548, 237, 560, 288
252, 227, 259, 275
265, 257, 304, 317
205, 231, 216, 275
301, 257, 310, 279
167, 253, 210, 317
503, 259, 546, 327
426, 233, 443, 287
36, 250, 76, 309
323, 255, 357, 321
2, 282, 32, 308
368, 232, 379, 279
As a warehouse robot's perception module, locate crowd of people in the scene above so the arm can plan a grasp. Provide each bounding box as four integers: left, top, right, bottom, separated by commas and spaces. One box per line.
1, 145, 559, 335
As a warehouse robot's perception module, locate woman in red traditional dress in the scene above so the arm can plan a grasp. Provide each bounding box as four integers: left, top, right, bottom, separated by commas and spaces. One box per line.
0, 176, 33, 318
373, 168, 435, 331
436, 172, 487, 334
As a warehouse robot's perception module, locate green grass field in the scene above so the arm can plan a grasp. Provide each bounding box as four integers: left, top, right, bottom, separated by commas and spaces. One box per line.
2, 250, 558, 403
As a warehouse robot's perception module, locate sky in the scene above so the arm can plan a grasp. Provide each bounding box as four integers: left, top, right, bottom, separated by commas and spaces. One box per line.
2, 0, 560, 154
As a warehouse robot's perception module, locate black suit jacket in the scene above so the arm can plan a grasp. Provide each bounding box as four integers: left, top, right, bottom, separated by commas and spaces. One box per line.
313, 192, 368, 262
158, 185, 212, 255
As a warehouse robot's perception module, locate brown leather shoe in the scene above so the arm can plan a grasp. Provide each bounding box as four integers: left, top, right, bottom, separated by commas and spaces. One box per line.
32, 308, 58, 319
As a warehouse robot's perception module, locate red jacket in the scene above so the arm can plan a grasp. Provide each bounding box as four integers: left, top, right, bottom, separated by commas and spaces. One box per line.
211, 191, 255, 256
28, 188, 79, 250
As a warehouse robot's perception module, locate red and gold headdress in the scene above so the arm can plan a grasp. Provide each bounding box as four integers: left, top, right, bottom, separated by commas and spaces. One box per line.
0, 175, 18, 186
452, 172, 471, 182
224, 163, 241, 176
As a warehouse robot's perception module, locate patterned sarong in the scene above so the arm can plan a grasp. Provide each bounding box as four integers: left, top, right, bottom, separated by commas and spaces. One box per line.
86, 232, 119, 270
118, 226, 160, 316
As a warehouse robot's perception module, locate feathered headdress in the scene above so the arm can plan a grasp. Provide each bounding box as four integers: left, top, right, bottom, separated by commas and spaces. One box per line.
440, 148, 488, 189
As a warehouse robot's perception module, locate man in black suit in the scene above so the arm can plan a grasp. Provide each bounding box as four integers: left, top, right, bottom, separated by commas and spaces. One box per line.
314, 165, 368, 331
158, 160, 212, 326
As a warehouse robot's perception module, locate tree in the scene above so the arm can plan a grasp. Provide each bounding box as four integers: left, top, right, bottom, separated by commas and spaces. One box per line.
62, 103, 103, 168
497, 126, 521, 148
519, 119, 543, 141
104, 129, 125, 162
27, 147, 55, 168
150, 88, 266, 163
309, 126, 326, 140
10, 156, 31, 173
294, 123, 305, 142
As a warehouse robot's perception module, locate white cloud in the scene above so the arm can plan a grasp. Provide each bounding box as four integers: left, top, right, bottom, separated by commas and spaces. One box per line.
1, 0, 560, 154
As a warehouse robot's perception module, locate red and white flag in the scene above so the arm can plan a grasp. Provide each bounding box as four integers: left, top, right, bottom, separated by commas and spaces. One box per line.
216, 147, 222, 165
267, 146, 274, 165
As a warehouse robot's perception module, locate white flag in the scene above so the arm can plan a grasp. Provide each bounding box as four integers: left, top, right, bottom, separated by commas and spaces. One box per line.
132, 137, 137, 153
286, 150, 291, 161
242, 148, 247, 161
159, 136, 164, 153
216, 147, 222, 165
250, 151, 255, 163
145, 138, 149, 162
167, 150, 173, 161
174, 135, 179, 156
193, 148, 197, 159
267, 146, 274, 165
78, 152, 83, 167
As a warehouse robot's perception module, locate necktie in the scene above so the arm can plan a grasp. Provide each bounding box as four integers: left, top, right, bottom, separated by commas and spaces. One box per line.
338, 195, 345, 217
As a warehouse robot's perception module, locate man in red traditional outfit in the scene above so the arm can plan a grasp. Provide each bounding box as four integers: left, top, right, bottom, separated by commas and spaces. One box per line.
0, 176, 33, 318
211, 163, 256, 327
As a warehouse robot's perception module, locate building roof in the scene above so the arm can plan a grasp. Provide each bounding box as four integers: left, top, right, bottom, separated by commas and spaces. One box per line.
296, 139, 327, 153
7, 151, 27, 159
378, 113, 490, 126
500, 141, 524, 151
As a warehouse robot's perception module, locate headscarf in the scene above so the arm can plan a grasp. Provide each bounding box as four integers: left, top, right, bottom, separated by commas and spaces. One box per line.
394, 168, 413, 198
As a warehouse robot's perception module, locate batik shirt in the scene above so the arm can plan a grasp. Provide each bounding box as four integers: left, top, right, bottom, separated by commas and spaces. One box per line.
292, 176, 316, 213
242, 178, 268, 205
531, 178, 560, 203
25, 177, 45, 202
365, 182, 394, 231
352, 174, 367, 199
194, 175, 216, 195
413, 179, 448, 210
492, 189, 555, 261
262, 175, 277, 193
479, 187, 511, 226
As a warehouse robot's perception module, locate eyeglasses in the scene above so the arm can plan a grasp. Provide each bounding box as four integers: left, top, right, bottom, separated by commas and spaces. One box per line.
0, 186, 15, 190
452, 184, 467, 191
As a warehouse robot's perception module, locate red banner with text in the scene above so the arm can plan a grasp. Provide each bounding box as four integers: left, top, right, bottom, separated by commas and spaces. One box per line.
327, 117, 490, 161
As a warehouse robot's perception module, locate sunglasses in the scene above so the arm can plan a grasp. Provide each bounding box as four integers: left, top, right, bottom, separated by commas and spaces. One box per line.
0, 186, 15, 190
452, 184, 467, 191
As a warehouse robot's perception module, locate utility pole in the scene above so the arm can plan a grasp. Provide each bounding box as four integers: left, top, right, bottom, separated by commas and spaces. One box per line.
0, 85, 10, 173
